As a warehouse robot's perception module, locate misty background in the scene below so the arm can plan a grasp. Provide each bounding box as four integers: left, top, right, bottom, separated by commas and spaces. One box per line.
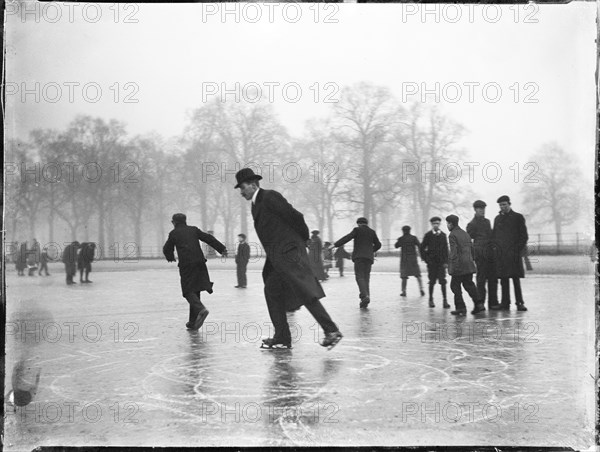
4, 3, 596, 258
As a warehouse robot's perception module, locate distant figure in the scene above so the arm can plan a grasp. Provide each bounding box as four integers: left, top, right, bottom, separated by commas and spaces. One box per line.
334, 244, 351, 277
78, 242, 96, 283
27, 239, 40, 276
235, 233, 250, 288
466, 200, 498, 309
62, 241, 81, 285
491, 195, 528, 312
334, 217, 382, 309
446, 215, 485, 316
420, 217, 449, 308
395, 225, 424, 298
590, 240, 597, 263
163, 213, 227, 330
308, 230, 327, 281
38, 246, 50, 276
235, 168, 342, 350
16, 242, 27, 276
323, 242, 334, 278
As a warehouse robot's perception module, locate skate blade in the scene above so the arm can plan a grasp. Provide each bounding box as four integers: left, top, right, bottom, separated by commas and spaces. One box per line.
326, 337, 342, 351
260, 344, 292, 350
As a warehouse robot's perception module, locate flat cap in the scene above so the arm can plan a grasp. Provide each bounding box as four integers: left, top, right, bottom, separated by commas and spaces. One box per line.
496, 195, 510, 204
445, 214, 459, 225
473, 200, 487, 208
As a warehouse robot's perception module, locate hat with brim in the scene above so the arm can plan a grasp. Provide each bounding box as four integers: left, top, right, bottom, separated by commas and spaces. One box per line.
234, 168, 263, 189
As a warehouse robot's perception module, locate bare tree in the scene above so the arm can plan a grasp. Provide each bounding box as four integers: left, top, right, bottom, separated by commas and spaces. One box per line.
521, 142, 586, 245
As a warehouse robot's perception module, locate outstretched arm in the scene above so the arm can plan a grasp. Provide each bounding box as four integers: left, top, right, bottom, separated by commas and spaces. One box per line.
197, 228, 227, 256
334, 229, 356, 248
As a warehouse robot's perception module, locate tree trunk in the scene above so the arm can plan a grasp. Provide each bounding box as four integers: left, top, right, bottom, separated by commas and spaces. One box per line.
97, 192, 105, 253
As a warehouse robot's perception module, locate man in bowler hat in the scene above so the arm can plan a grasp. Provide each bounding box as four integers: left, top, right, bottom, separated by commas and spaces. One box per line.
234, 168, 343, 350
62, 241, 80, 285
163, 213, 228, 330
491, 195, 528, 311
334, 217, 382, 309
446, 215, 485, 316
467, 200, 498, 308
235, 233, 250, 288
420, 217, 449, 308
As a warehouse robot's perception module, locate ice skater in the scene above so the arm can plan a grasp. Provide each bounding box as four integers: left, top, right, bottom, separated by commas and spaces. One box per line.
62, 241, 80, 285
420, 217, 449, 308
395, 226, 425, 298
446, 215, 485, 316
308, 230, 327, 281
235, 233, 250, 288
334, 217, 382, 309
38, 246, 50, 276
78, 242, 96, 283
163, 213, 228, 330
466, 200, 498, 309
334, 244, 350, 277
234, 168, 342, 350
491, 195, 528, 311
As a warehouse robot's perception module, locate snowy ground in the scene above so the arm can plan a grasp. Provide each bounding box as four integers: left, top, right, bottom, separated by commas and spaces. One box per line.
4, 256, 596, 449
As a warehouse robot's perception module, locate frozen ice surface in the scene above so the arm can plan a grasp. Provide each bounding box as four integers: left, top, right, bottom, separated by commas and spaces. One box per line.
3, 256, 596, 448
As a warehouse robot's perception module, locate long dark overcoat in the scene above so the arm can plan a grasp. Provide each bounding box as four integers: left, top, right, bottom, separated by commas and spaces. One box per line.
492, 209, 528, 278
163, 225, 226, 297
252, 189, 325, 310
308, 235, 327, 280
395, 234, 421, 277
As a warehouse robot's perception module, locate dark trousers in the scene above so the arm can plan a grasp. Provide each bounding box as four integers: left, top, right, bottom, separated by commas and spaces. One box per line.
450, 273, 479, 312
38, 261, 49, 275
184, 291, 206, 323
354, 258, 372, 300
236, 262, 247, 287
500, 277, 524, 305
265, 273, 337, 342
64, 263, 76, 284
475, 257, 498, 306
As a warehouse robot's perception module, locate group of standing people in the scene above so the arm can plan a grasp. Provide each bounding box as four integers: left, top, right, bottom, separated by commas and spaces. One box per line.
61, 241, 96, 285
13, 239, 50, 277
393, 196, 529, 315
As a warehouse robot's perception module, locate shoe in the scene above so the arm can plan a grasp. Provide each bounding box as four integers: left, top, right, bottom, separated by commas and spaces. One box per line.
516, 304, 528, 311
450, 310, 466, 316
84, 280, 92, 283
443, 300, 450, 309
420, 290, 425, 296
400, 292, 406, 297
429, 299, 435, 308
234, 285, 241, 288
261, 337, 292, 349
488, 303, 500, 310
490, 304, 510, 311
471, 303, 486, 315
321, 331, 343, 350
241, 286, 247, 288
190, 309, 209, 330
359, 296, 370, 309
185, 322, 193, 329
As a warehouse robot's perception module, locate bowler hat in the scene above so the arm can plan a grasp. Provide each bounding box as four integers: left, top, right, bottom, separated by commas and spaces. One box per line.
356, 217, 368, 225
311, 230, 320, 235
473, 200, 487, 208
429, 216, 441, 223
496, 195, 510, 204
234, 168, 262, 189
238, 233, 246, 239
402, 225, 411, 231
445, 215, 459, 225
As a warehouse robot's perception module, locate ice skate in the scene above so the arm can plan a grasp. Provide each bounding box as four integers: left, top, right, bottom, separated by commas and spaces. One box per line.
260, 337, 292, 349
321, 331, 343, 350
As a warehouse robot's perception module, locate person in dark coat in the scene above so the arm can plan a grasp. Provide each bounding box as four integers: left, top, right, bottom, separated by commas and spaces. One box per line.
420, 217, 449, 308
308, 230, 327, 281
466, 200, 498, 309
27, 239, 40, 276
62, 241, 80, 285
334, 244, 351, 277
322, 242, 333, 277
395, 225, 424, 298
334, 217, 382, 309
235, 233, 250, 288
235, 168, 342, 350
77, 242, 96, 283
446, 215, 485, 316
163, 213, 227, 330
491, 195, 529, 311
16, 242, 27, 276
38, 246, 50, 276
